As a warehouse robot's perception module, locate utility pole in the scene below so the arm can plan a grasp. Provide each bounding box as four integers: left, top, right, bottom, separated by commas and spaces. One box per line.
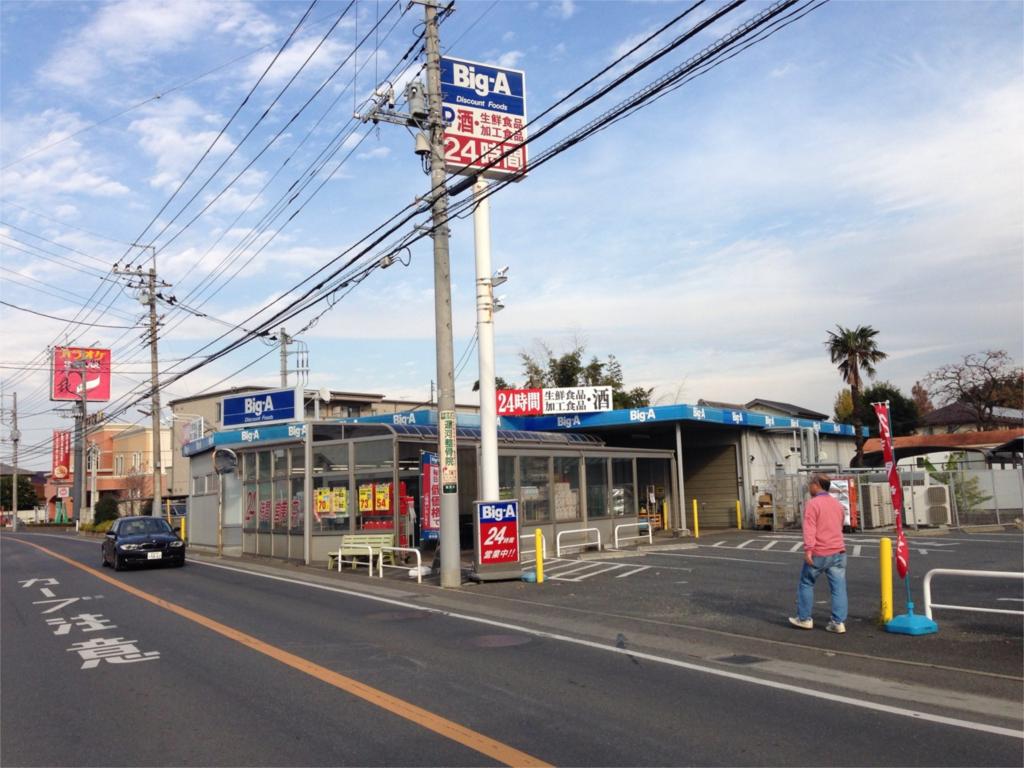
10, 392, 20, 531
116, 246, 169, 519
279, 327, 290, 387
70, 360, 89, 525
358, 0, 461, 587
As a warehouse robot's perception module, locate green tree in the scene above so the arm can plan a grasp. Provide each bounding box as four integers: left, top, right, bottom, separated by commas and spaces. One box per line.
825, 324, 887, 466
859, 381, 920, 436
1, 475, 38, 510
93, 495, 120, 525
833, 388, 854, 422
518, 343, 652, 409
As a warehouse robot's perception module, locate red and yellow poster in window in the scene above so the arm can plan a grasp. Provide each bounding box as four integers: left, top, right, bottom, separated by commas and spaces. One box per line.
315, 488, 331, 514
374, 482, 392, 512
331, 487, 348, 514
358, 484, 374, 513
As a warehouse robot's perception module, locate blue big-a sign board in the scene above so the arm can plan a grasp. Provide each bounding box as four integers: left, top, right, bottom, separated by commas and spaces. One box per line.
222, 388, 300, 427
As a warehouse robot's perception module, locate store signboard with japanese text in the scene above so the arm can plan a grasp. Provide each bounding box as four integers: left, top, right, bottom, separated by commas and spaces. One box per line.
496, 386, 613, 416
51, 430, 71, 480
221, 387, 300, 427
475, 500, 520, 566
420, 452, 440, 541
51, 347, 112, 402
441, 56, 527, 179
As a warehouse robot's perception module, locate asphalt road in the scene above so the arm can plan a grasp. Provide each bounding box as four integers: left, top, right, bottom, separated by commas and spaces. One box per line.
2, 530, 1022, 767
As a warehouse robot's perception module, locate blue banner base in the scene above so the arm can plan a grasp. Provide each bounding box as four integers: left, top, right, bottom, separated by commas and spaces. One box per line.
885, 612, 939, 635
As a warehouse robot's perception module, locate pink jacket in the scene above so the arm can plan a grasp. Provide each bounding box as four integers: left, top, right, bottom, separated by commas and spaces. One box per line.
802, 492, 846, 557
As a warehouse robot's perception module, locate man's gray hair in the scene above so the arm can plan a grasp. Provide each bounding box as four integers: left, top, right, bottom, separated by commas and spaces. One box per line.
810, 473, 832, 492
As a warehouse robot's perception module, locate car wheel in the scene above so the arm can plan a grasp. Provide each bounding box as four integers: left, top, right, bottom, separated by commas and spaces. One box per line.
101, 553, 108, 568
113, 554, 124, 571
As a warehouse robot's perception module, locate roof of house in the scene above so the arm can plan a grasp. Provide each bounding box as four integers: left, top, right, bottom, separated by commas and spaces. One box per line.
743, 398, 830, 421
861, 427, 1024, 465
923, 402, 1024, 427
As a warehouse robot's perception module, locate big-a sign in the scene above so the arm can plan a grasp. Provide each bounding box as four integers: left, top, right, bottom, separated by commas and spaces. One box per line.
441, 56, 527, 179
221, 388, 301, 427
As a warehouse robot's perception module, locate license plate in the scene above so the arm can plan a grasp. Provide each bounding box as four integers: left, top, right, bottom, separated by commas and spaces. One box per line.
147, 551, 162, 560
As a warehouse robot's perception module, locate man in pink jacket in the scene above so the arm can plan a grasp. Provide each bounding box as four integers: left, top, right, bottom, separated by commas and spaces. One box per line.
789, 473, 848, 633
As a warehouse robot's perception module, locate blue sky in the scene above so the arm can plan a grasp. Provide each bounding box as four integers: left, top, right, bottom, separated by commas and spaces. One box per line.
1, 0, 1022, 468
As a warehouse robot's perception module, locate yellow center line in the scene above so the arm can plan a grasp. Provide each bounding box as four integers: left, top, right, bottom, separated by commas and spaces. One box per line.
9, 538, 551, 768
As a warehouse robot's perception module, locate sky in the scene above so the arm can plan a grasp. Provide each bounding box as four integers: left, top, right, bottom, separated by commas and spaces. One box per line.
1, 0, 1022, 469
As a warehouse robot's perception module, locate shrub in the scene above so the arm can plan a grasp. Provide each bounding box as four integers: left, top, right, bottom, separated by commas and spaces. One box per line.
93, 496, 120, 524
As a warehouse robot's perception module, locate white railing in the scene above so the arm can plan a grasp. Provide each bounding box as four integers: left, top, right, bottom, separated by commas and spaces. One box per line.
922, 568, 1024, 620
520, 531, 547, 560
614, 522, 653, 550
556, 527, 601, 557
378, 546, 423, 584
335, 544, 375, 576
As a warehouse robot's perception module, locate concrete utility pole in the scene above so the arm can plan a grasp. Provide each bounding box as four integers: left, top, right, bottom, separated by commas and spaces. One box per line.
422, 0, 461, 588
279, 327, 290, 387
11, 391, 20, 531
71, 360, 89, 525
117, 246, 169, 519
357, 0, 460, 587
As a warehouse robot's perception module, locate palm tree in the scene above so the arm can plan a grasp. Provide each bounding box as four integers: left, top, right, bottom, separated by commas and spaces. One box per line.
825, 324, 887, 466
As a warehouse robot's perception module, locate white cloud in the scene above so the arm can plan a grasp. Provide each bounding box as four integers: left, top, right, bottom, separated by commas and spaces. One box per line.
546, 1, 577, 21
497, 51, 525, 69
39, 0, 277, 90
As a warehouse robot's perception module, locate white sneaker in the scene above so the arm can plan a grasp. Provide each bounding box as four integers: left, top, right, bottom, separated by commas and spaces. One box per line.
788, 616, 813, 630
825, 621, 846, 634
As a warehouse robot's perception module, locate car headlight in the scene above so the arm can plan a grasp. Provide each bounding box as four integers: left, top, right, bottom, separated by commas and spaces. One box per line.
169, 540, 184, 548
120, 543, 141, 551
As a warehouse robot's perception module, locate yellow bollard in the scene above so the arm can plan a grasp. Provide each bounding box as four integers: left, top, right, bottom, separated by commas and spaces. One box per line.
735, 499, 742, 530
692, 499, 700, 539
879, 537, 893, 623
181, 517, 187, 542
534, 529, 544, 583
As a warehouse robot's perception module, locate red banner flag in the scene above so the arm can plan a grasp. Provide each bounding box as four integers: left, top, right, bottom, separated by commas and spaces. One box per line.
873, 402, 909, 578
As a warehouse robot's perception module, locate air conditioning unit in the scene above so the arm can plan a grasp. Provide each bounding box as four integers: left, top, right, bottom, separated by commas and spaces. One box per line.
864, 483, 894, 529
906, 484, 951, 527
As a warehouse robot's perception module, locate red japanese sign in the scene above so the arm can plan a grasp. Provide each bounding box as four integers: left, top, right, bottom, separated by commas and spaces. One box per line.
873, 401, 909, 578
51, 430, 71, 480
420, 453, 440, 541
51, 347, 112, 402
496, 388, 543, 416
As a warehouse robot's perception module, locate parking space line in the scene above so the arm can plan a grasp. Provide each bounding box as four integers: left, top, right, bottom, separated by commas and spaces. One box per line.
564, 564, 626, 582
735, 540, 754, 549
853, 545, 862, 558
788, 543, 803, 553
615, 566, 650, 578
657, 552, 788, 565
762, 541, 778, 551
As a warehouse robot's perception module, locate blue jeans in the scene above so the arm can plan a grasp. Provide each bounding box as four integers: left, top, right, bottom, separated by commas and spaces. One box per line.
796, 553, 848, 623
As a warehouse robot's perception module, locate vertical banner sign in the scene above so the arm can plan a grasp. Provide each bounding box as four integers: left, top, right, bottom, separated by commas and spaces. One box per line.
873, 401, 909, 578
51, 347, 112, 402
475, 500, 520, 565
420, 452, 441, 541
439, 410, 458, 494
440, 57, 527, 179
51, 430, 71, 480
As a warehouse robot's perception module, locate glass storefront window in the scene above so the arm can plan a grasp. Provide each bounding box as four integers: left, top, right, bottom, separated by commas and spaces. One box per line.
258, 480, 272, 531
258, 451, 271, 482
241, 452, 254, 482
520, 456, 550, 524
586, 458, 609, 518
290, 477, 304, 532
243, 481, 257, 530
272, 448, 287, 477
291, 446, 305, 474
273, 479, 288, 532
354, 439, 394, 531
312, 443, 348, 476
553, 456, 581, 521
611, 458, 635, 517
498, 456, 516, 501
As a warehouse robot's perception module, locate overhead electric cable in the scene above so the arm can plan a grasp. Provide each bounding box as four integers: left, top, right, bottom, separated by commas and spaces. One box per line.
0, 300, 138, 328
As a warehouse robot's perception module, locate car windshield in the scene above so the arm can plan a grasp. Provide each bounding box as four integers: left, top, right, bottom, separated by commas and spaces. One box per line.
122, 519, 172, 536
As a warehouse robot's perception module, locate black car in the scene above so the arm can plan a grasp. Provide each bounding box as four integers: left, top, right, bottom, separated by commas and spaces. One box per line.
101, 516, 186, 571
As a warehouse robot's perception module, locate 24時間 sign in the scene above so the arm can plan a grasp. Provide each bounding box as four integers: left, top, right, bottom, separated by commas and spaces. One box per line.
440, 57, 527, 179
496, 386, 614, 416
51, 347, 112, 402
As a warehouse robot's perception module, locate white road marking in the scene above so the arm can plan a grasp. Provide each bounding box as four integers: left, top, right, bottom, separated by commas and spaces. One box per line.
789, 543, 804, 553
997, 598, 1024, 603
712, 541, 726, 548
561, 564, 625, 582
762, 541, 778, 551
853, 545, 862, 558
185, 559, 1024, 741
615, 566, 650, 579
735, 540, 754, 549
653, 552, 788, 566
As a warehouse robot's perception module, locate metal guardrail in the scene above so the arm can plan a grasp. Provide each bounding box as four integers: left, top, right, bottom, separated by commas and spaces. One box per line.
922, 568, 1024, 620
378, 547, 423, 583
520, 531, 547, 560
613, 522, 652, 549
556, 527, 601, 557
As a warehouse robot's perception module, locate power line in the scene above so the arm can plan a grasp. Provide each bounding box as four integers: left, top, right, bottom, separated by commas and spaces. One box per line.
0, 300, 139, 328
